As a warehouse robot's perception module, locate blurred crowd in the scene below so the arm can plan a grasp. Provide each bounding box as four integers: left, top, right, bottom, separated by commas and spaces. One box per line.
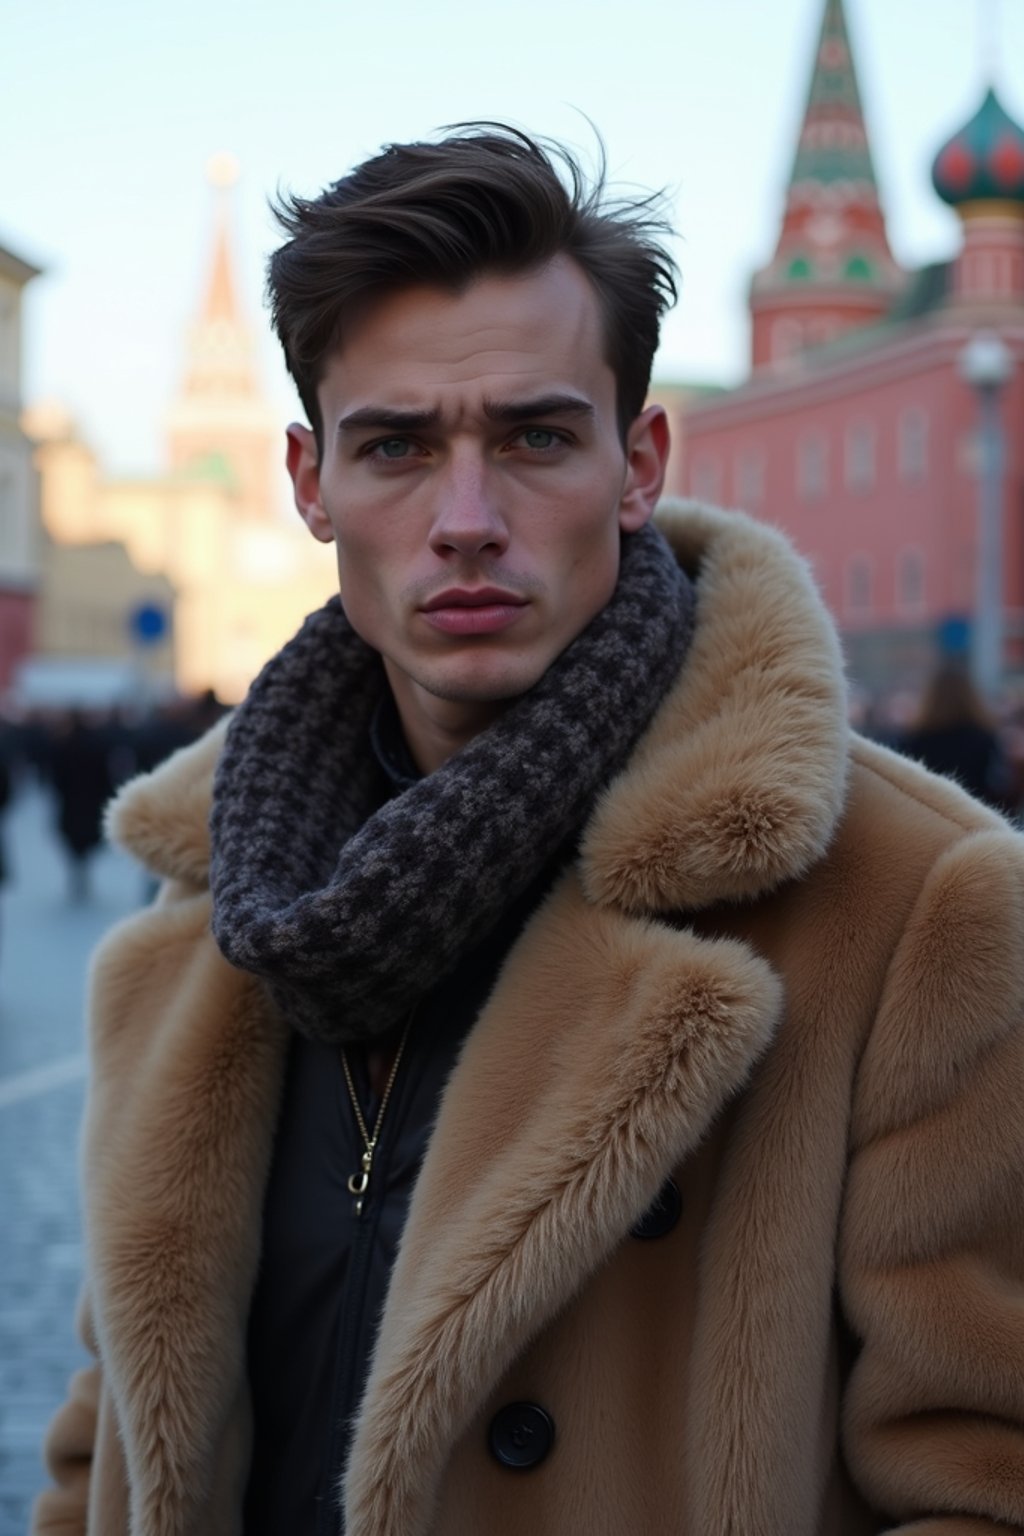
0, 665, 1018, 913
0, 690, 227, 903
852, 658, 1024, 818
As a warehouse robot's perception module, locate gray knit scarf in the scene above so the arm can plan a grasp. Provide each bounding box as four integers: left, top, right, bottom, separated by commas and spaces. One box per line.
209, 522, 694, 1045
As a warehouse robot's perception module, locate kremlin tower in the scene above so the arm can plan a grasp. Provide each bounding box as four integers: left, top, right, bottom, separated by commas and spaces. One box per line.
165, 154, 278, 524
749, 0, 904, 371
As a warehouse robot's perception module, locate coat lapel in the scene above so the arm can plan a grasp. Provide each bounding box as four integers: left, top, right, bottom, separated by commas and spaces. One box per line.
342, 871, 784, 1535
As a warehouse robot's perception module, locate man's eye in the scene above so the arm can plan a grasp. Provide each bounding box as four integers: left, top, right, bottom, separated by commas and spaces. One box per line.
519, 428, 563, 450
372, 437, 414, 460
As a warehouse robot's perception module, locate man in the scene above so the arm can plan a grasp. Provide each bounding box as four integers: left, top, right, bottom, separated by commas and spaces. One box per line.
36, 126, 1024, 1534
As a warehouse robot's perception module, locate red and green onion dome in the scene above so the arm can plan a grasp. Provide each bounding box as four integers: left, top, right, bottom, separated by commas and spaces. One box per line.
932, 87, 1024, 208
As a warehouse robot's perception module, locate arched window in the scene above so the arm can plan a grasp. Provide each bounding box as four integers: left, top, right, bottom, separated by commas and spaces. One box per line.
844, 420, 876, 493
771, 317, 804, 365
690, 455, 722, 505
735, 449, 765, 507
898, 407, 929, 483
798, 431, 829, 500
896, 548, 926, 618
845, 555, 873, 619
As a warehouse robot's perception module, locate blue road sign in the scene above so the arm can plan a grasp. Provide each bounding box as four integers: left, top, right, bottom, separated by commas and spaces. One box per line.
128, 602, 169, 646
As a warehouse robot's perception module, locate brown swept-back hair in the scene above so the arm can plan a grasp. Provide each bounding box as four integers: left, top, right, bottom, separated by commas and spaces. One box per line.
267, 123, 678, 455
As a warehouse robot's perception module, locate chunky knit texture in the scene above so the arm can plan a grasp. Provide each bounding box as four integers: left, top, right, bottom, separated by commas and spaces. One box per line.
209, 523, 695, 1043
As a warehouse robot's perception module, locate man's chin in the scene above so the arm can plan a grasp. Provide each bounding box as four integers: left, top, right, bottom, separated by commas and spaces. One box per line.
415, 670, 541, 707
404, 645, 559, 703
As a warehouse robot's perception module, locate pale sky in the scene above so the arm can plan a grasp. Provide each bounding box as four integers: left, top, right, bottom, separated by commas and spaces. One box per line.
4, 0, 1023, 490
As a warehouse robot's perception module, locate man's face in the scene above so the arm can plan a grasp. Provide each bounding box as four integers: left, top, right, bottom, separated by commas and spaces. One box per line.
287, 255, 668, 768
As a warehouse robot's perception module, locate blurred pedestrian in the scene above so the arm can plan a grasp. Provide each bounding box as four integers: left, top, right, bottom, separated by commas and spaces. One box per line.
901, 658, 1016, 813
131, 691, 229, 778
47, 711, 115, 900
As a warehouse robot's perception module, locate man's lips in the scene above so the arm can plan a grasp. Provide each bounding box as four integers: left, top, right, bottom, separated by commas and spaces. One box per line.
419, 587, 529, 636
420, 587, 526, 612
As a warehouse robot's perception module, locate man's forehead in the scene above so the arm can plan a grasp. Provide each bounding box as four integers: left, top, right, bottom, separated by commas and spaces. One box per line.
336, 261, 601, 361
318, 259, 615, 420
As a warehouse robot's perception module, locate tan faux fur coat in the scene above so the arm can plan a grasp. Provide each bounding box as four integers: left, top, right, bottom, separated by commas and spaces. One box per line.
35, 502, 1024, 1535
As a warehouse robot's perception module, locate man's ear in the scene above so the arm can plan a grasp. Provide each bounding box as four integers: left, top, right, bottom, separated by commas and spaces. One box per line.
618, 404, 670, 533
286, 423, 334, 544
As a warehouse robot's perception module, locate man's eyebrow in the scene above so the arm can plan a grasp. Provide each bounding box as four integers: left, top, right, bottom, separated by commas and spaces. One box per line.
335, 394, 596, 434
483, 393, 595, 424
337, 405, 442, 433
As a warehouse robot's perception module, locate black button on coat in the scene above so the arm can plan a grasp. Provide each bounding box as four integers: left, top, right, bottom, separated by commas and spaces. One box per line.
630, 1177, 682, 1240
488, 1402, 556, 1470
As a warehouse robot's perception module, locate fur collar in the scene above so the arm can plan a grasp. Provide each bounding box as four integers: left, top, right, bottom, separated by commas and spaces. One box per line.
108, 500, 849, 911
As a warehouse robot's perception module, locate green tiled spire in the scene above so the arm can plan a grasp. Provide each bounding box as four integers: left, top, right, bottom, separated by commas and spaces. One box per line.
789, 0, 877, 189
749, 0, 903, 368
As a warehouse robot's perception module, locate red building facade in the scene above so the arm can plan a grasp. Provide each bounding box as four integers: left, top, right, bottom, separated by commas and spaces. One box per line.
667, 0, 1024, 694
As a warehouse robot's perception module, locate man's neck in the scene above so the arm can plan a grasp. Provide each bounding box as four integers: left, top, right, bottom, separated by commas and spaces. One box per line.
382, 665, 508, 775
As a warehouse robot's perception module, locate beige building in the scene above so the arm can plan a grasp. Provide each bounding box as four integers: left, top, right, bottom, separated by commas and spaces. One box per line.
0, 240, 42, 689
24, 400, 177, 698
27, 163, 335, 704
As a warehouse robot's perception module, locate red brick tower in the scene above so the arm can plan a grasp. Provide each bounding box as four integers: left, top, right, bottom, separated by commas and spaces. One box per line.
749, 0, 904, 372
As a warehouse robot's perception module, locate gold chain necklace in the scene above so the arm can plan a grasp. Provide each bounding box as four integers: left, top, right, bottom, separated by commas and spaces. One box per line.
340, 1011, 414, 1217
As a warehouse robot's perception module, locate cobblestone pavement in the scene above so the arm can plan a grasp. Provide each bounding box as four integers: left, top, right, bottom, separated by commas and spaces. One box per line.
0, 782, 141, 1534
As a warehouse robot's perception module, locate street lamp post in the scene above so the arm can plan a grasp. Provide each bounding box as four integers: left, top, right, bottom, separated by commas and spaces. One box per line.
958, 333, 1015, 700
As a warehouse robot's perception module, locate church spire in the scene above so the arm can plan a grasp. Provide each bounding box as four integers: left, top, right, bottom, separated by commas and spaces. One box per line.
201, 180, 241, 328
165, 154, 277, 521
788, 0, 877, 192
179, 153, 258, 401
749, 0, 903, 373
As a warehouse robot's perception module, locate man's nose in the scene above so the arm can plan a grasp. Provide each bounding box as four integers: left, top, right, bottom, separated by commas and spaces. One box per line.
428, 451, 509, 559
